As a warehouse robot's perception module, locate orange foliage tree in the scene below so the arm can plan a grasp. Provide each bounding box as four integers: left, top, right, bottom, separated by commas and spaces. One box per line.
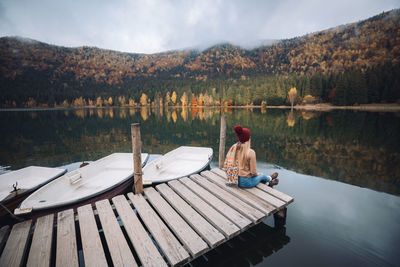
191, 94, 198, 106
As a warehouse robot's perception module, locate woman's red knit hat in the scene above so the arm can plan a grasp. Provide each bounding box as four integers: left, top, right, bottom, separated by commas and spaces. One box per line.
234, 125, 250, 143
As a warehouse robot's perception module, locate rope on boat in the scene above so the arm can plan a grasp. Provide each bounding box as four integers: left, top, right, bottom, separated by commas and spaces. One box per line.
0, 202, 24, 222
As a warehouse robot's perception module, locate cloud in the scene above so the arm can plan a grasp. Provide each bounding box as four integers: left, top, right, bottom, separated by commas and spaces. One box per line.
0, 0, 399, 53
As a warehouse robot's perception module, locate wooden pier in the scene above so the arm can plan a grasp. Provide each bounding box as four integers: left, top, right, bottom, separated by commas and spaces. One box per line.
0, 168, 293, 267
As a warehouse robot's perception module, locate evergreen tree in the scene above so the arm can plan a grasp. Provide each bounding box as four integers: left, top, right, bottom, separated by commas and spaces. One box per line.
333, 74, 347, 105
366, 70, 380, 103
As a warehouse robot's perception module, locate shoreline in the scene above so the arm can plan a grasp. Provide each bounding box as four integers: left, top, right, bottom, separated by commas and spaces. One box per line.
266, 103, 400, 112
1, 103, 399, 112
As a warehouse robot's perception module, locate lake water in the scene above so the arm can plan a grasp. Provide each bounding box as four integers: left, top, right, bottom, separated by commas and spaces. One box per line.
1, 107, 399, 266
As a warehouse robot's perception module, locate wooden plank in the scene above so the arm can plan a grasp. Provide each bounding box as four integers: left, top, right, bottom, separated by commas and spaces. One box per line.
168, 180, 240, 238
56, 209, 78, 267
256, 183, 294, 203
210, 168, 286, 208
95, 199, 137, 267
212, 167, 272, 187
27, 214, 54, 267
127, 192, 190, 266
112, 195, 167, 267
211, 168, 294, 204
0, 225, 10, 255
201, 171, 276, 214
190, 175, 266, 223
144, 187, 209, 258
211, 168, 231, 180
156, 183, 225, 248
180, 177, 252, 230
77, 204, 108, 267
0, 220, 31, 267
245, 187, 287, 209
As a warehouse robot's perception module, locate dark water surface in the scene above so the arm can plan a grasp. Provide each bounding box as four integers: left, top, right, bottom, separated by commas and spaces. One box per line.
1, 107, 399, 266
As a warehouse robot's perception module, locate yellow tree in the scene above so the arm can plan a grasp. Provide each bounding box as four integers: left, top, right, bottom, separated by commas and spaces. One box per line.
128, 98, 135, 106
96, 96, 103, 107
140, 93, 148, 106
198, 93, 205, 106
107, 97, 113, 106
204, 93, 213, 106
118, 96, 126, 106
26, 97, 37, 108
61, 99, 69, 107
303, 95, 316, 104
73, 97, 86, 107
171, 91, 177, 105
288, 87, 298, 110
165, 91, 171, 106
180, 92, 188, 106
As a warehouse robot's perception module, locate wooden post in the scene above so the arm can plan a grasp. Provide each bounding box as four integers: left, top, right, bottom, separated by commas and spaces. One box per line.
218, 115, 227, 169
273, 207, 287, 228
131, 123, 143, 194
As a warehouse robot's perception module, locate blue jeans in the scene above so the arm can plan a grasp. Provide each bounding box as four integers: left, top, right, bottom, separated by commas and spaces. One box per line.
238, 174, 271, 188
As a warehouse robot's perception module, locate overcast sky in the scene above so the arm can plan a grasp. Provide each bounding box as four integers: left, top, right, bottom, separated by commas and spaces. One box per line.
0, 0, 399, 54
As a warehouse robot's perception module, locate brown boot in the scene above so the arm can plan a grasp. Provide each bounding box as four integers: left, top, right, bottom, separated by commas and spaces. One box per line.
269, 172, 279, 187
269, 178, 279, 187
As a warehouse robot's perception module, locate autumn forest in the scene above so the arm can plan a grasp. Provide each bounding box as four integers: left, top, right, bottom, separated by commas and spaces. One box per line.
0, 9, 399, 108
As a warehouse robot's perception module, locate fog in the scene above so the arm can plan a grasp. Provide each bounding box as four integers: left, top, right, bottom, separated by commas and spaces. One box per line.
0, 0, 399, 53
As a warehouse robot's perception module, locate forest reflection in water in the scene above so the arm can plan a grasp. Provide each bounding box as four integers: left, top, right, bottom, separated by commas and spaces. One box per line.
0, 107, 399, 195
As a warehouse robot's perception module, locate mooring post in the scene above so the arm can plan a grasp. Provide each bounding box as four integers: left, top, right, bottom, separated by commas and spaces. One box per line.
218, 115, 227, 169
131, 123, 143, 194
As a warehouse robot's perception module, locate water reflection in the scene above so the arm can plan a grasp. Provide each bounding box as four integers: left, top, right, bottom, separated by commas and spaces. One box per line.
119, 108, 127, 119
0, 108, 399, 195
96, 109, 103, 118
286, 111, 296, 127
49, 107, 225, 122
140, 107, 149, 121
258, 163, 400, 267
190, 223, 290, 266
171, 110, 177, 123
29, 111, 38, 119
300, 111, 317, 120
181, 108, 188, 121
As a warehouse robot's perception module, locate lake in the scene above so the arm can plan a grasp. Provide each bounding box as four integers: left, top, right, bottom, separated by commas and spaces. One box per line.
0, 107, 399, 266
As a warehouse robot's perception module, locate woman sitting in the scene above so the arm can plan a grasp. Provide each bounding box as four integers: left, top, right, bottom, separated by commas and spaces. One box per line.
231, 125, 279, 188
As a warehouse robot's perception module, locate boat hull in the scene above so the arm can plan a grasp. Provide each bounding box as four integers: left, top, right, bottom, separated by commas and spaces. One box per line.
15, 153, 149, 218
16, 177, 134, 219
0, 167, 67, 218
143, 146, 213, 184
0, 190, 30, 217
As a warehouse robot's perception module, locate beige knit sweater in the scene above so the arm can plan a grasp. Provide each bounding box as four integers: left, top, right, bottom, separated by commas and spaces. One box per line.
235, 145, 258, 178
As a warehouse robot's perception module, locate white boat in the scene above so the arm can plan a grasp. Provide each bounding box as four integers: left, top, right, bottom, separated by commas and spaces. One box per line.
0, 166, 67, 216
15, 153, 148, 215
142, 146, 213, 185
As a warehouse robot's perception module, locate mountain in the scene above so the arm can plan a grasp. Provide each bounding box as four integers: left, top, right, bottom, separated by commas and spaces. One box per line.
0, 9, 400, 107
